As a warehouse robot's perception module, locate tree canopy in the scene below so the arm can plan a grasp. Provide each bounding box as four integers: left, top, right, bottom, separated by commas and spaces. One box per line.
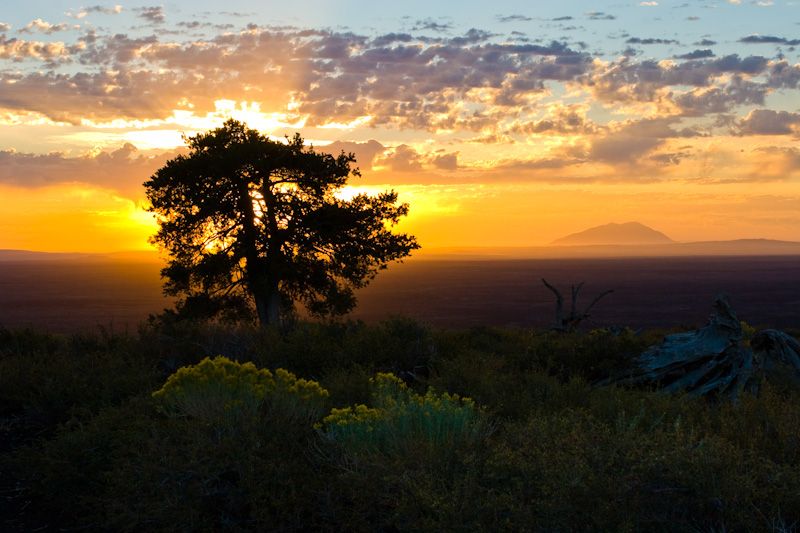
144, 119, 419, 326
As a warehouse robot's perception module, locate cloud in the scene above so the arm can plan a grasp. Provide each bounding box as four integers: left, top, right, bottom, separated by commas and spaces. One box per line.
82, 5, 123, 15
747, 146, 800, 180
586, 135, 664, 165
674, 49, 714, 60
739, 34, 800, 45
0, 36, 75, 63
413, 19, 451, 32
0, 19, 787, 146
319, 140, 386, 170
17, 20, 72, 34
734, 109, 800, 135
463, 133, 517, 144
586, 12, 616, 20
373, 144, 459, 172
673, 78, 767, 116
136, 6, 165, 24
626, 37, 679, 45
580, 54, 770, 114
497, 15, 532, 23
768, 59, 800, 89
510, 103, 599, 136
0, 144, 179, 197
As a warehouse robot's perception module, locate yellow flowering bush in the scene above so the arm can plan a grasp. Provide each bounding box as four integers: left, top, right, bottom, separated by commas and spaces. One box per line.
152, 356, 328, 427
318, 372, 490, 455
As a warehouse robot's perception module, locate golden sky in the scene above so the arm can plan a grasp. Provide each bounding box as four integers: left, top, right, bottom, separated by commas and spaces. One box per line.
1, 1, 800, 252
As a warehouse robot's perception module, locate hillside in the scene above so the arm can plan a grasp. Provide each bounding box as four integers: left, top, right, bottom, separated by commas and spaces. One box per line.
550, 222, 675, 246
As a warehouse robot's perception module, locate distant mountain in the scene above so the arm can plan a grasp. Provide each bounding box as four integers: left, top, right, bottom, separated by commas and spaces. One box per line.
0, 250, 91, 261
0, 249, 161, 262
550, 222, 675, 246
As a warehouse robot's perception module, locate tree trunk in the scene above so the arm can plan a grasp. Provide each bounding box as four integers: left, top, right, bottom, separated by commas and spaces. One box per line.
265, 279, 281, 325
239, 182, 278, 327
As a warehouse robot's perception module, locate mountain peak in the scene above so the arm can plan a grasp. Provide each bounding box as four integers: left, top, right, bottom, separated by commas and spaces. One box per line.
550, 222, 675, 246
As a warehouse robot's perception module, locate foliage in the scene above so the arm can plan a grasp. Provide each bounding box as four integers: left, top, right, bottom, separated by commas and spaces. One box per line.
144, 119, 418, 326
318, 372, 490, 458
152, 355, 329, 430
4, 321, 800, 531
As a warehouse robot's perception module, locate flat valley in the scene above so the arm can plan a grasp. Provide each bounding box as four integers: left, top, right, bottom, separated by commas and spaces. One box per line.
1, 254, 799, 333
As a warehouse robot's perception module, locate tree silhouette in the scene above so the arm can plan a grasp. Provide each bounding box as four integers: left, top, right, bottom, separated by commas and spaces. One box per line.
144, 119, 419, 326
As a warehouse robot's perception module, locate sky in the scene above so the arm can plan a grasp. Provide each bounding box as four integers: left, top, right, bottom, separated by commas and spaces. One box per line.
2, 1, 800, 252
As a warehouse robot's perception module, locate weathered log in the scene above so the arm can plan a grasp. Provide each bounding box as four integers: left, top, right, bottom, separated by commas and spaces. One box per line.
606, 294, 800, 399
752, 329, 800, 376
542, 279, 614, 332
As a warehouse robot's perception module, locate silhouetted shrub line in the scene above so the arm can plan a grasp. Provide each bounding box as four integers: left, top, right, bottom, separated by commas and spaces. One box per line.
1, 318, 799, 531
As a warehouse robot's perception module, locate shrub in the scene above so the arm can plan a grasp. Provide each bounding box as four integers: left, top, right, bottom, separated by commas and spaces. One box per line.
152, 355, 329, 432
318, 372, 491, 457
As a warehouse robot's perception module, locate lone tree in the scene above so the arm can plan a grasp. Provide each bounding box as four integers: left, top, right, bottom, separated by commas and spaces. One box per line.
144, 119, 419, 326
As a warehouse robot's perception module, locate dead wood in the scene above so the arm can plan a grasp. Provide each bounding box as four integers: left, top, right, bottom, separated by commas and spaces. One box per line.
752, 329, 800, 376
542, 278, 614, 332
605, 294, 800, 399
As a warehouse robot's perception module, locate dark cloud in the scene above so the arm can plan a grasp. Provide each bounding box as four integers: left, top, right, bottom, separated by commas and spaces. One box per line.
739, 35, 800, 46
674, 49, 714, 60
448, 28, 496, 45
581, 54, 770, 114
553, 16, 573, 21
136, 6, 165, 24
697, 38, 716, 46
497, 15, 532, 23
586, 12, 616, 20
626, 37, 679, 45
674, 78, 767, 117
413, 19, 451, 32
371, 33, 414, 47
768, 59, 800, 89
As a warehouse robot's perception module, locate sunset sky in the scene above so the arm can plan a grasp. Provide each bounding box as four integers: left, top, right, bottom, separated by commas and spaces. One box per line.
2, 1, 800, 252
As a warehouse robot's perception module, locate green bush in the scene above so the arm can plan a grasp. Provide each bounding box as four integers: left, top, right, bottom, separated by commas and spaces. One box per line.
318, 372, 491, 458
152, 355, 329, 431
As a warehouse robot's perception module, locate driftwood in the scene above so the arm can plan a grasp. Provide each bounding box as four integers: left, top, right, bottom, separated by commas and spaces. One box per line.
606, 294, 800, 398
542, 279, 614, 332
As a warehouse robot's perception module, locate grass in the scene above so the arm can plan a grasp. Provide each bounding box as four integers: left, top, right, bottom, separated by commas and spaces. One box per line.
1, 317, 800, 531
